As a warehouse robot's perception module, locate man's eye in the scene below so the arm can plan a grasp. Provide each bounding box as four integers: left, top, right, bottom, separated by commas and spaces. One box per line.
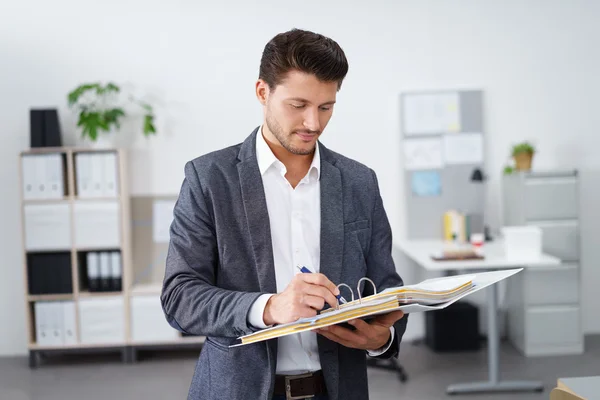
320, 107, 331, 111
291, 104, 305, 109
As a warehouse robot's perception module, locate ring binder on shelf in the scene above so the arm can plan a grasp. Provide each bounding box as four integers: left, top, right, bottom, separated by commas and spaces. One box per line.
232, 268, 522, 347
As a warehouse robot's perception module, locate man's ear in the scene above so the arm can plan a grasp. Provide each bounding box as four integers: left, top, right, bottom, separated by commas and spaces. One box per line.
255, 79, 269, 106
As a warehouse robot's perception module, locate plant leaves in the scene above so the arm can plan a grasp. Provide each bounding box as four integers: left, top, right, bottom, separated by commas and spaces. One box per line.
68, 83, 99, 107
143, 114, 156, 136
106, 82, 120, 93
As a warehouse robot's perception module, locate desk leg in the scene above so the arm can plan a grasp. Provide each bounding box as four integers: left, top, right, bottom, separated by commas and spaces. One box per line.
447, 284, 544, 395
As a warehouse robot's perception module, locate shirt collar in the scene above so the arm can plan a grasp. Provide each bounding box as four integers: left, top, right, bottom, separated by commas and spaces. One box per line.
256, 125, 321, 182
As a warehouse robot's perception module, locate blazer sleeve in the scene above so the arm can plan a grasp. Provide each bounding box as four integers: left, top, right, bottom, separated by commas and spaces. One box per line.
161, 161, 263, 338
365, 169, 408, 359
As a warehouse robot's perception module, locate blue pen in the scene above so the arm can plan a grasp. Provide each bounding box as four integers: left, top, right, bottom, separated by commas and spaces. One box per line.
296, 265, 347, 305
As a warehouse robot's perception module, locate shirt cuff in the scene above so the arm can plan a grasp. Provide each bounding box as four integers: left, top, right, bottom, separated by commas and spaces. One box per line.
367, 326, 395, 357
248, 294, 275, 329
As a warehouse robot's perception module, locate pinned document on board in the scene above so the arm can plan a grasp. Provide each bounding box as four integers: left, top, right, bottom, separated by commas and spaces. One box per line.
403, 92, 461, 135
443, 132, 483, 165
411, 171, 441, 197
153, 200, 176, 243
403, 138, 444, 170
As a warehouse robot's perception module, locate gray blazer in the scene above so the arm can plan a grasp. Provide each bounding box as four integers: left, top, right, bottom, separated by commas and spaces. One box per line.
161, 128, 408, 400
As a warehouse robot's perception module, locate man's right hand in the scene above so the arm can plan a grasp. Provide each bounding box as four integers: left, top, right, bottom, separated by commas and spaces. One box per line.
263, 273, 340, 326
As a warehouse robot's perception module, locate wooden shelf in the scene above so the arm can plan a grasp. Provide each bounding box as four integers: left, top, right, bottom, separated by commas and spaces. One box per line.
23, 198, 72, 205
19, 148, 208, 363
75, 247, 122, 252
28, 294, 74, 302
78, 291, 124, 298
21, 147, 69, 155
28, 336, 205, 351
73, 197, 121, 202
28, 342, 126, 351
129, 336, 206, 346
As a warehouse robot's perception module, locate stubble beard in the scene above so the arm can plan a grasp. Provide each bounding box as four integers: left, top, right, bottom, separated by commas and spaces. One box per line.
265, 110, 316, 156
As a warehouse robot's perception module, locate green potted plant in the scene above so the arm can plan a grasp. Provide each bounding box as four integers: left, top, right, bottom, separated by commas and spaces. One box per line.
67, 82, 156, 147
512, 142, 535, 171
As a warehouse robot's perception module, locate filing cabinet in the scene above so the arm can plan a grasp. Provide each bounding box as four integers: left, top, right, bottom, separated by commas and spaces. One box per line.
503, 170, 583, 356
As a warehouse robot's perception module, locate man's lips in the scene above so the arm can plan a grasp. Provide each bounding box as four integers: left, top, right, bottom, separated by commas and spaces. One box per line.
295, 132, 318, 141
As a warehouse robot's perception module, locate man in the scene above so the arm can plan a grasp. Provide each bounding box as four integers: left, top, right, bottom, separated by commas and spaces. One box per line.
161, 28, 407, 400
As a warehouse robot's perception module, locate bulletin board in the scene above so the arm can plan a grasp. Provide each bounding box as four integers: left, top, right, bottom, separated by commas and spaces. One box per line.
400, 90, 485, 239
130, 195, 178, 286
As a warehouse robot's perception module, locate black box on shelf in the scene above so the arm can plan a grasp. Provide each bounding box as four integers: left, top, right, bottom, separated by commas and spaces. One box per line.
30, 109, 62, 148
425, 301, 480, 352
27, 252, 72, 294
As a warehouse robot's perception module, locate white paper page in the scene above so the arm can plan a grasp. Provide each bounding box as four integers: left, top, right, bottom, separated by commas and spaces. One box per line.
383, 274, 475, 294
403, 138, 443, 170
153, 200, 176, 243
403, 93, 461, 135
443, 132, 483, 164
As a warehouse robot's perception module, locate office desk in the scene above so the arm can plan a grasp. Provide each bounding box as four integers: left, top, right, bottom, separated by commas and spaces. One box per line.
396, 239, 561, 395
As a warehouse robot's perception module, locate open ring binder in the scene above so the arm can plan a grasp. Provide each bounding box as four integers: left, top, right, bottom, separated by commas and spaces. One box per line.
357, 277, 377, 304
231, 268, 523, 347
335, 283, 354, 310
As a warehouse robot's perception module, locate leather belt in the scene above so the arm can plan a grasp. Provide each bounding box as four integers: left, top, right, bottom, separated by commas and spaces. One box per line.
273, 370, 327, 399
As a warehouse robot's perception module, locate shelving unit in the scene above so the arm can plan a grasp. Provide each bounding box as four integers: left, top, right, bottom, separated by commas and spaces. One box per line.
19, 147, 204, 368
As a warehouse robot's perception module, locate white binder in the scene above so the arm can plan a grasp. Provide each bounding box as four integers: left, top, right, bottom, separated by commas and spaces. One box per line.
62, 301, 77, 345
48, 302, 64, 346
34, 302, 51, 345
90, 154, 104, 198
110, 252, 122, 281
45, 153, 64, 199
21, 155, 37, 200
99, 252, 111, 290
87, 252, 100, 289
102, 153, 119, 197
75, 153, 92, 198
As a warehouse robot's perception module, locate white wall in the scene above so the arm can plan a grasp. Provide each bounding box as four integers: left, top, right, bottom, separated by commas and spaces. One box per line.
1, 0, 599, 355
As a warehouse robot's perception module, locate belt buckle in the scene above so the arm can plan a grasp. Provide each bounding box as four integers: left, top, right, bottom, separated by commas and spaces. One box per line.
285, 372, 314, 400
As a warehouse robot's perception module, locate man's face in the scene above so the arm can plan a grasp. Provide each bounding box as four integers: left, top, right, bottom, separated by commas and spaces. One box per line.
257, 70, 338, 155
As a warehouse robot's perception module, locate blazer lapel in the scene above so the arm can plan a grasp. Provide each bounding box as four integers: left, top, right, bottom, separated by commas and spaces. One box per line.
317, 142, 343, 400
319, 144, 344, 287
237, 129, 277, 294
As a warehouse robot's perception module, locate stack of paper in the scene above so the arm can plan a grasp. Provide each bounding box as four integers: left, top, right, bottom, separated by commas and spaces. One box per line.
233, 269, 522, 346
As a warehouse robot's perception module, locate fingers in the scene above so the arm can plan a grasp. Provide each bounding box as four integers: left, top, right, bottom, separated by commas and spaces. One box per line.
347, 318, 372, 334
316, 328, 357, 349
373, 311, 405, 327
321, 324, 366, 346
301, 294, 325, 311
302, 283, 339, 309
297, 273, 340, 297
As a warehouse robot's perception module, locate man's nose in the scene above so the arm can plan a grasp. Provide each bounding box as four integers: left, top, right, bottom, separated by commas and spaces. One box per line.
303, 107, 321, 132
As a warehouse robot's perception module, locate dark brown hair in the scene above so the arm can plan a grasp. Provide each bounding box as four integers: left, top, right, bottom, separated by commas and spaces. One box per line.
259, 28, 349, 91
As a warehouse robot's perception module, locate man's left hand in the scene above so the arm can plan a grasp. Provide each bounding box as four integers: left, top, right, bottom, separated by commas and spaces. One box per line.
315, 310, 404, 351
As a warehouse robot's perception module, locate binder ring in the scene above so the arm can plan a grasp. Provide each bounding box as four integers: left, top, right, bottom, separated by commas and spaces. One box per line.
336, 283, 354, 310
357, 277, 377, 304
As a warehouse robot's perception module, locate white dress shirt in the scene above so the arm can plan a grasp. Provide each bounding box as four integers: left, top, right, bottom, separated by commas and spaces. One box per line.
248, 127, 393, 375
